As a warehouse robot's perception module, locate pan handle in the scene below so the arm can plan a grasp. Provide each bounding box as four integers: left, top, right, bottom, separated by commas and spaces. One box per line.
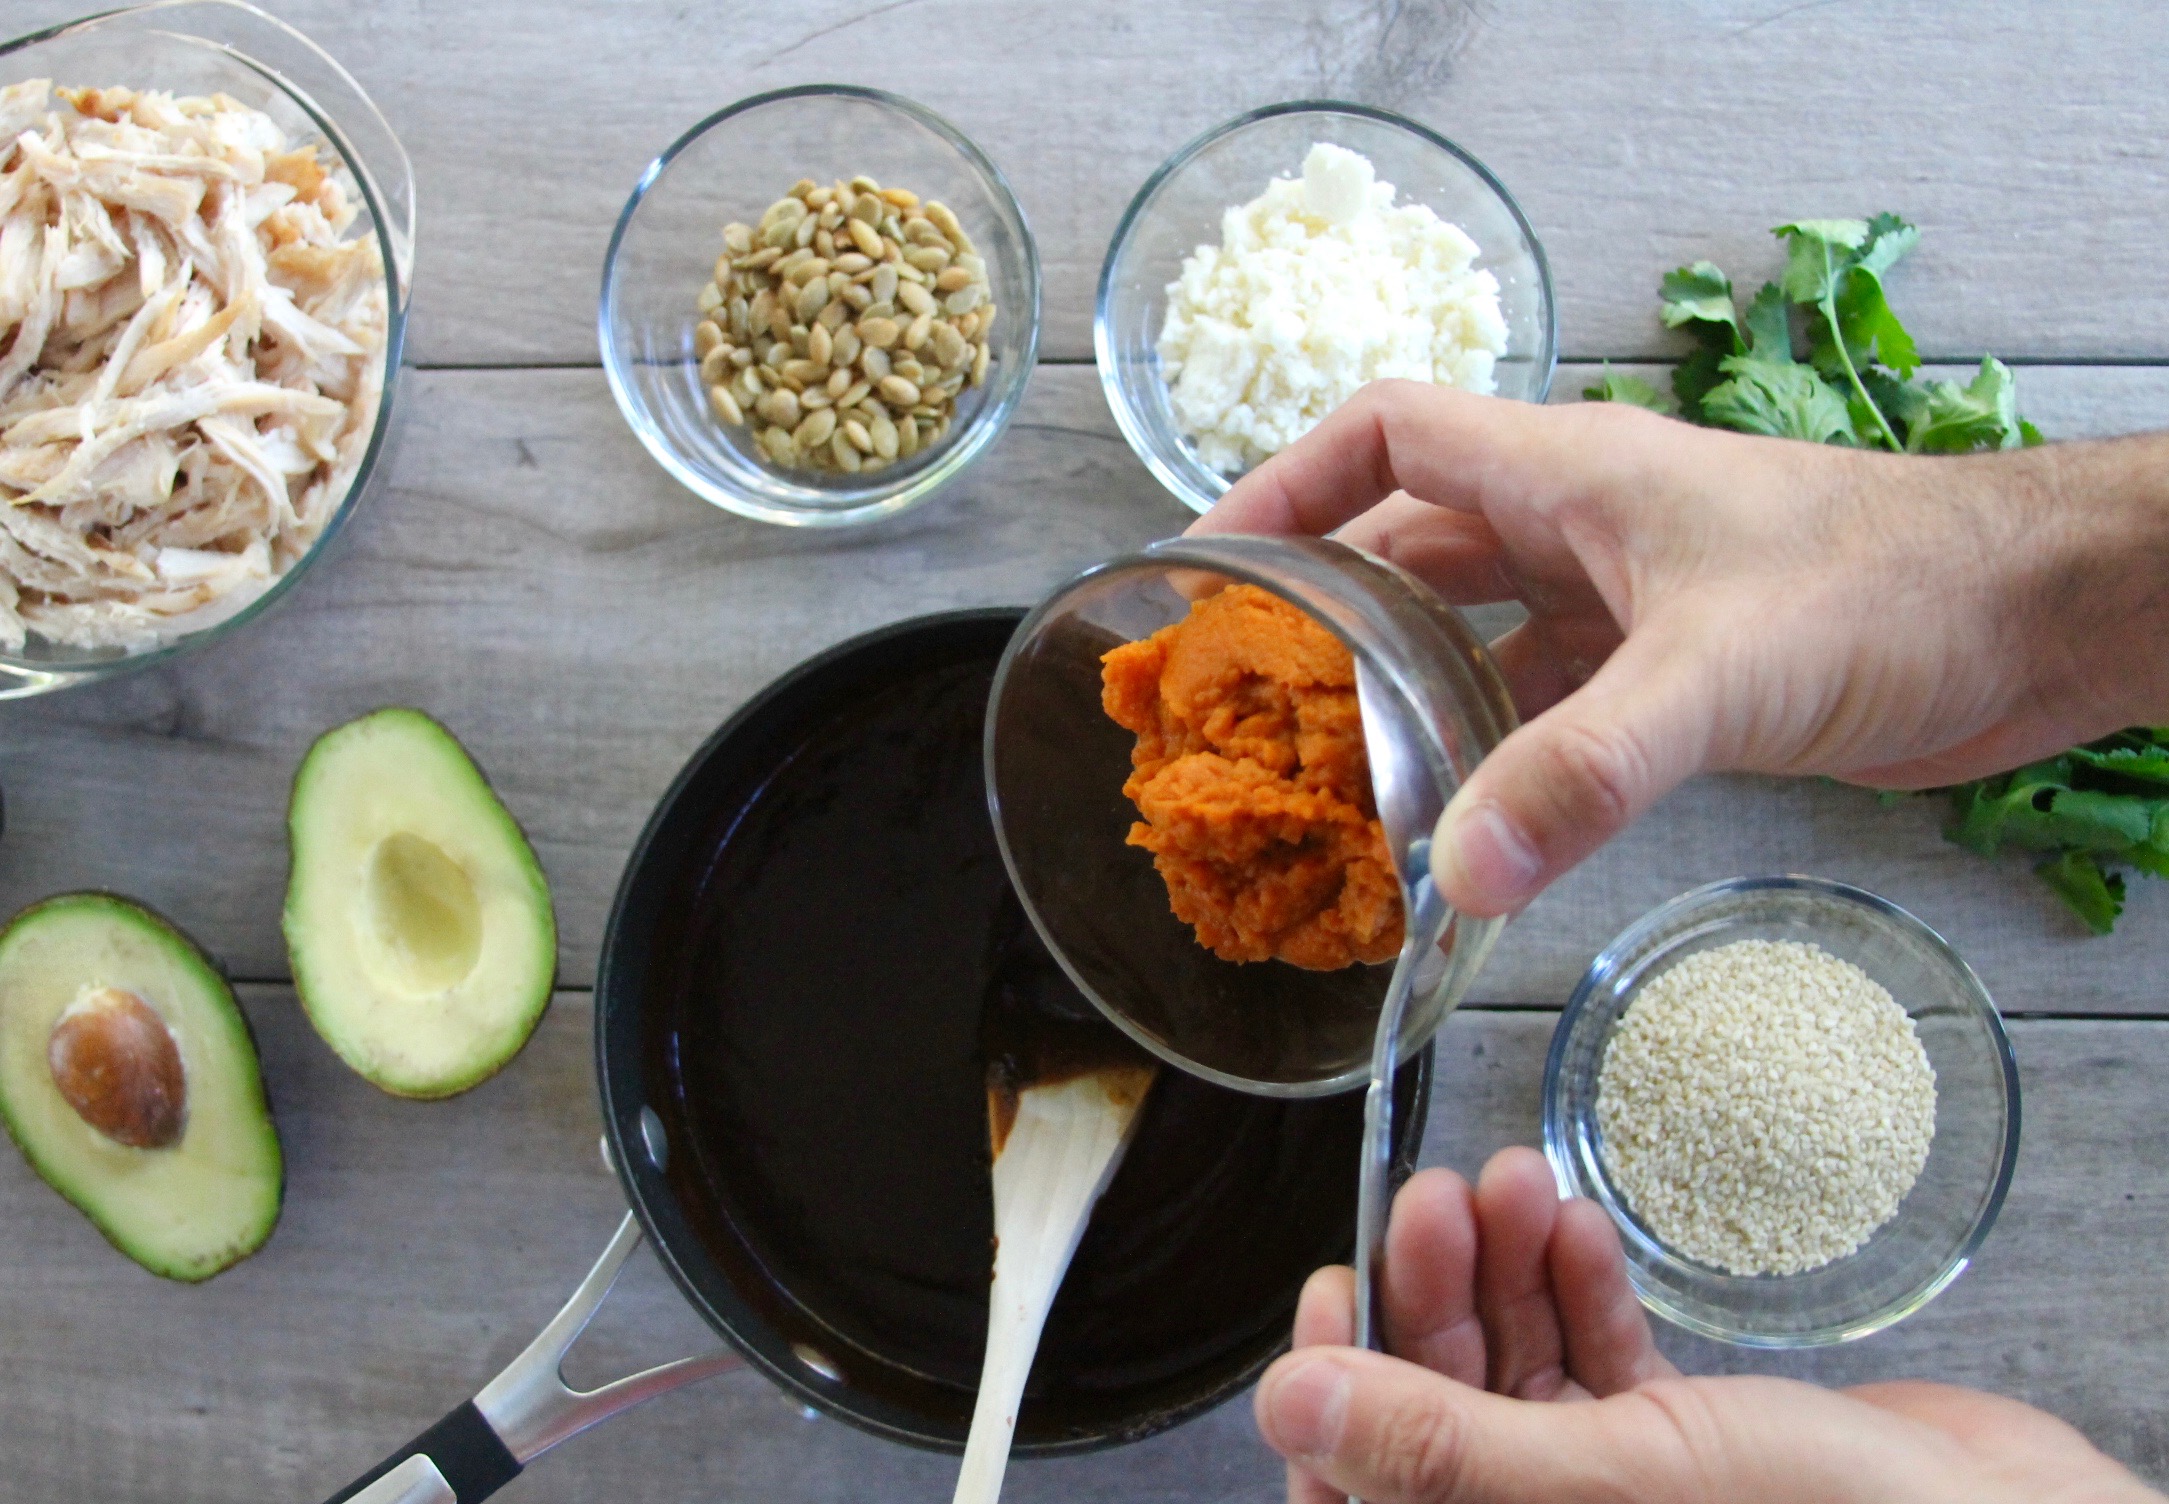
322, 1211, 744, 1504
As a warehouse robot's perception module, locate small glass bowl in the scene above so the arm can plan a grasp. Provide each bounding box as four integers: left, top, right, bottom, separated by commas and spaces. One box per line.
0, 0, 414, 700
1543, 876, 2021, 1348
986, 534, 1517, 1097
599, 86, 1041, 529
1096, 101, 1555, 517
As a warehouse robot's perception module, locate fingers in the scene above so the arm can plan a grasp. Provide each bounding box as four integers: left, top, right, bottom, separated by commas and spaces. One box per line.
1293, 1263, 1356, 1350
1431, 624, 1718, 916
1468, 1148, 1577, 1401
1253, 1347, 1681, 1504
1191, 382, 1542, 540
1381, 1169, 1486, 1385
1549, 1198, 1677, 1396
1330, 493, 1521, 606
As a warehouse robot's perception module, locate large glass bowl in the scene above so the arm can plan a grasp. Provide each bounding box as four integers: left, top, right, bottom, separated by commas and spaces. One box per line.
1543, 876, 2021, 1348
1096, 101, 1555, 517
986, 534, 1517, 1097
600, 86, 1040, 529
0, 0, 414, 700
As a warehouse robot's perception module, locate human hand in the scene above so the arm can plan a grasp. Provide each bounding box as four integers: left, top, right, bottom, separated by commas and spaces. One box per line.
1255, 1147, 2158, 1504
1189, 383, 2169, 916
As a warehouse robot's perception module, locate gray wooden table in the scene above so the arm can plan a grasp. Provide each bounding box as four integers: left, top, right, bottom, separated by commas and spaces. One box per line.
3, 2, 2168, 1499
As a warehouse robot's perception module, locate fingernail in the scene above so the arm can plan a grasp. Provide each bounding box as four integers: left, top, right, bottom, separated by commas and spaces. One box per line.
1262, 1355, 1352, 1461
1433, 799, 1542, 912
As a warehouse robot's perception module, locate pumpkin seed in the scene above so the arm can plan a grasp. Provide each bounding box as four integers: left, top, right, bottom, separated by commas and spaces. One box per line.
868, 412, 900, 459
929, 322, 967, 369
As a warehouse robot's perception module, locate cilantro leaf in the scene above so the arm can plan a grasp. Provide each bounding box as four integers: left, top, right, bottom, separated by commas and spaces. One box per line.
1583, 367, 1678, 413
1742, 282, 1794, 358
1700, 355, 1859, 444
1771, 220, 1904, 450
1774, 219, 1871, 302
1673, 347, 1728, 423
2035, 850, 2127, 936
2068, 743, 2169, 786
1660, 262, 1744, 351
1906, 358, 2028, 454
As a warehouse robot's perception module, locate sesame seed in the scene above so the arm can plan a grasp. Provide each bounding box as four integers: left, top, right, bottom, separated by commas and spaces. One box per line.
1594, 938, 1937, 1276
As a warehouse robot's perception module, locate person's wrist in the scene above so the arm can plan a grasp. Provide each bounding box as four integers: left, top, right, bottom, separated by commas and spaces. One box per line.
1982, 438, 2169, 728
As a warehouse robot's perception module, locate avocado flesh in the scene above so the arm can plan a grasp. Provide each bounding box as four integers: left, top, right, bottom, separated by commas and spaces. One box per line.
0, 894, 282, 1281
284, 708, 556, 1099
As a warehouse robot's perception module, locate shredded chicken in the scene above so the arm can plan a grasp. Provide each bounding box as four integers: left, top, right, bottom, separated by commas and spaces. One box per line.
0, 79, 388, 653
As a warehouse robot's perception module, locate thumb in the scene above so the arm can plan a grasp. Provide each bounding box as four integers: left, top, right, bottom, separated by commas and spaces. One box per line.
1431, 629, 1716, 916
1255, 1348, 1677, 1504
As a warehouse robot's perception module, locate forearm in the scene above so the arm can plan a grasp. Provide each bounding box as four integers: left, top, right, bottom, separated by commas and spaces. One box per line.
1966, 434, 2169, 733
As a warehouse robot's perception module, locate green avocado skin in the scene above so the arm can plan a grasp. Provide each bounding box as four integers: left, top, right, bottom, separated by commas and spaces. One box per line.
0, 892, 283, 1283
282, 706, 558, 1100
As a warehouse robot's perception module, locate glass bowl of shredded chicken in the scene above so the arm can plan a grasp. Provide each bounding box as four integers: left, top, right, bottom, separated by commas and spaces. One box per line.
0, 1, 413, 698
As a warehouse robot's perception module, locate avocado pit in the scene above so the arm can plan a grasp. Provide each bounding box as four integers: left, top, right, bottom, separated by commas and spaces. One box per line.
48, 987, 187, 1150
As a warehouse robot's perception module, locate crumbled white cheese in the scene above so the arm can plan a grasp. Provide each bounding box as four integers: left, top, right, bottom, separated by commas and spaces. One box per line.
1156, 143, 1508, 474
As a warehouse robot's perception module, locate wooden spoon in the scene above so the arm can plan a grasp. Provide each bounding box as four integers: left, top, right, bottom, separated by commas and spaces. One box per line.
951, 1058, 1157, 1504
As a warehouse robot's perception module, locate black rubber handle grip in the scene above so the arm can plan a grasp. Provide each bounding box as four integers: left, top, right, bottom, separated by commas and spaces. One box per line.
322, 1401, 522, 1504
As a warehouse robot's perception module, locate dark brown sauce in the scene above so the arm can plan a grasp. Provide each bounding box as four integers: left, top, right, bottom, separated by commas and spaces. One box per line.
644, 621, 1423, 1448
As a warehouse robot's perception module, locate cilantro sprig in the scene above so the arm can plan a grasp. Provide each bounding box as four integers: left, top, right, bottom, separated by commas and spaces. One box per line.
1588, 216, 2149, 933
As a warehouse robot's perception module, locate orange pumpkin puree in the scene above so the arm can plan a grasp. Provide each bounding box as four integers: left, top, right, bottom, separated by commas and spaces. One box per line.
1099, 584, 1403, 969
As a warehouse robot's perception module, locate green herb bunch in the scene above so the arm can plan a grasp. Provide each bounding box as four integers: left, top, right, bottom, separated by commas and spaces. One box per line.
1588, 216, 2164, 933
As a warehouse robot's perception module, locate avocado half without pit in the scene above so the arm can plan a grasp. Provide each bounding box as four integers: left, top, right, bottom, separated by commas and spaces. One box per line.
284, 708, 557, 1099
0, 893, 282, 1281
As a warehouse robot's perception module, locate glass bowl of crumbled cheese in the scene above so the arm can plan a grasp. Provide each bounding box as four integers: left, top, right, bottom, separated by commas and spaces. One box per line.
1096, 101, 1554, 515
1542, 876, 2021, 1348
0, 2, 414, 699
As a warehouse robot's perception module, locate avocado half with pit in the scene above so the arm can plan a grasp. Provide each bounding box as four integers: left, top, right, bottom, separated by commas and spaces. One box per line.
0, 893, 282, 1281
284, 708, 556, 1098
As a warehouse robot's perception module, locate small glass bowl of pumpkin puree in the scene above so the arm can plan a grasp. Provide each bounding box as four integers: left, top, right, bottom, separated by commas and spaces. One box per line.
985, 534, 1517, 1097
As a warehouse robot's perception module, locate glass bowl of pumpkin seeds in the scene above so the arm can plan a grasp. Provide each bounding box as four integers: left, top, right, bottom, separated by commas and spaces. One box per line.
600, 85, 1041, 528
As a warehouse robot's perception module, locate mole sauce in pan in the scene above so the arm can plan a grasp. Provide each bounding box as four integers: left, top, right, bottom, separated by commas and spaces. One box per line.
643, 621, 1423, 1448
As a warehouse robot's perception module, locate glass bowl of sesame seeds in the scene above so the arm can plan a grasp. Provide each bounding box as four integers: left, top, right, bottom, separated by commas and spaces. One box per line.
1542, 875, 2021, 1349
599, 85, 1041, 529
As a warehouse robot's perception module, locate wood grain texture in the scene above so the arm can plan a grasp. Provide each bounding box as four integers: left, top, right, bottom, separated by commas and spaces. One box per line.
0, 995, 2156, 1501
0, 0, 2161, 365
4, 364, 2166, 1007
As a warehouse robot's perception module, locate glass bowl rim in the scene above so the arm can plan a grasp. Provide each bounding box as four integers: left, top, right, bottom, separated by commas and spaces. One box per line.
1093, 96, 1559, 517
596, 81, 1043, 530
0, 0, 413, 690
1540, 872, 2023, 1348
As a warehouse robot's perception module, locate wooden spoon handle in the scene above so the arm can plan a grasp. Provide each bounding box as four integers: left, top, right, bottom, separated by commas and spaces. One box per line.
953, 1068, 1154, 1504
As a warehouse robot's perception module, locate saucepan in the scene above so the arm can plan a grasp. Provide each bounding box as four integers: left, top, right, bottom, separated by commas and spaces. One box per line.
320, 609, 1431, 1503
